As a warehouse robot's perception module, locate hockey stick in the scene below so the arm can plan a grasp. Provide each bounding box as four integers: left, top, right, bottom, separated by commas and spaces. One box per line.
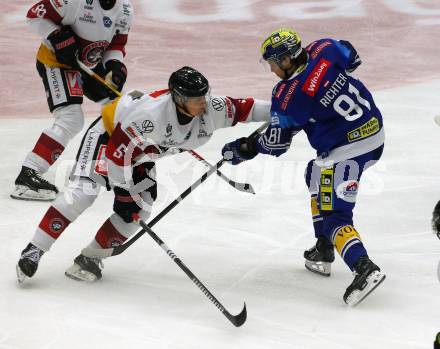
133, 214, 247, 327
81, 122, 269, 259
77, 57, 255, 194
188, 150, 255, 194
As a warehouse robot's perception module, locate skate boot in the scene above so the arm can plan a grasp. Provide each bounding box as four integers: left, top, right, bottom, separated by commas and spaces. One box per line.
11, 166, 58, 201
343, 256, 386, 306
65, 254, 104, 282
304, 236, 335, 276
16, 243, 45, 283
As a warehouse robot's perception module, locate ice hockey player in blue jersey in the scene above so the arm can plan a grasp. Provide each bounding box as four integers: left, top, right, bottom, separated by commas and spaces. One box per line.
222, 28, 386, 306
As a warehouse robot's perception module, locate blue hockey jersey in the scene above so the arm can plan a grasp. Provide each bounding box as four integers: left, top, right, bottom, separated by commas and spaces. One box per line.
256, 38, 384, 165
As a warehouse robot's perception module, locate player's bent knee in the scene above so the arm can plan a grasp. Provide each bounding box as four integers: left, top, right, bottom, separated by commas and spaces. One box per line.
53, 104, 85, 138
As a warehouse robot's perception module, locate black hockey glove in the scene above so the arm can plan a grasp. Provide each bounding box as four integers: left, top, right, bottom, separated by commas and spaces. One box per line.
113, 187, 142, 223
222, 134, 259, 165
105, 60, 127, 92
47, 26, 79, 68
339, 40, 361, 73
432, 200, 440, 239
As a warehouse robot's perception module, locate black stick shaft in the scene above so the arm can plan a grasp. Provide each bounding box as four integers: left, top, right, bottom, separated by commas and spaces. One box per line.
137, 219, 247, 327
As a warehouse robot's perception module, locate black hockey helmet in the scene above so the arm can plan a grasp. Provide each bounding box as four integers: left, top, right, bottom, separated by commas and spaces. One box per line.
168, 66, 210, 103
99, 0, 116, 10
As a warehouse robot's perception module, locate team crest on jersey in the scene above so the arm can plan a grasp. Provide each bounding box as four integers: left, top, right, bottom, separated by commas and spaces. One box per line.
49, 218, 65, 235
80, 41, 109, 66
336, 180, 359, 203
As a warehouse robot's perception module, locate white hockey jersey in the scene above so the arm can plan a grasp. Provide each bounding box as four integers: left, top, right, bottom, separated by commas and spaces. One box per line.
100, 89, 271, 189
26, 0, 133, 67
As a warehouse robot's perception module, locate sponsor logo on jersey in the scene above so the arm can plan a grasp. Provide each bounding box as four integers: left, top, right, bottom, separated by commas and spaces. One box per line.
86, 0, 93, 5
141, 120, 154, 133
115, 19, 128, 29
211, 98, 224, 111
123, 3, 131, 16
64, 70, 83, 96
310, 40, 332, 60
275, 83, 286, 99
198, 129, 212, 138
47, 67, 67, 106
336, 180, 359, 203
302, 58, 331, 97
347, 117, 380, 142
79, 12, 96, 24
94, 144, 108, 176
125, 126, 144, 147
165, 123, 172, 138
50, 0, 63, 9
320, 167, 334, 211
80, 41, 109, 66
184, 131, 192, 141
103, 16, 112, 27
281, 80, 299, 110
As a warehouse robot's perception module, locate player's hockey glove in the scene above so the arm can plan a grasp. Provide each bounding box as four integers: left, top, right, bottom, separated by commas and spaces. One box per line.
432, 200, 440, 239
105, 60, 127, 92
222, 135, 259, 165
113, 187, 142, 223
47, 26, 79, 68
339, 40, 361, 73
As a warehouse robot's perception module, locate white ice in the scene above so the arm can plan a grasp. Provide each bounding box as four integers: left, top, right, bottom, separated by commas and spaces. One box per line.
0, 79, 439, 349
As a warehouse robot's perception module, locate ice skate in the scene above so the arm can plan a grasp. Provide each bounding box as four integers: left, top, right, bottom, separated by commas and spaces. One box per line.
65, 254, 103, 282
343, 256, 386, 306
16, 243, 44, 283
304, 236, 335, 277
11, 166, 58, 201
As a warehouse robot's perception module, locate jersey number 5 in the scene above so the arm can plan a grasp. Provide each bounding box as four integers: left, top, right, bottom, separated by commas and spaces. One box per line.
333, 83, 371, 121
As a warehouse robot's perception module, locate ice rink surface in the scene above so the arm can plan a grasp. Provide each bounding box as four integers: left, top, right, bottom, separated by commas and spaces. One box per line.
1, 1, 440, 348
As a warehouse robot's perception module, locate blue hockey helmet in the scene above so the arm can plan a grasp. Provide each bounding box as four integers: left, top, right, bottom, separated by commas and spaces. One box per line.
260, 28, 302, 64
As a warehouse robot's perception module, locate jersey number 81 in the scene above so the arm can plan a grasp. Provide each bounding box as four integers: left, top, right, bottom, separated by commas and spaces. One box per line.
334, 83, 371, 122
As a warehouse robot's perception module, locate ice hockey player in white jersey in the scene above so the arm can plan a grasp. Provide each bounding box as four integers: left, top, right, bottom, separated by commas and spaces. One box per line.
16, 66, 271, 283
11, 0, 133, 201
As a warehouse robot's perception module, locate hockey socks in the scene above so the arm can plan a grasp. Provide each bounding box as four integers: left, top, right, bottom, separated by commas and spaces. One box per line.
332, 225, 367, 271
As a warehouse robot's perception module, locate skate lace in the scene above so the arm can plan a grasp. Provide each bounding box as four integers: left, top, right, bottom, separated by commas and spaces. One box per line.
21, 247, 42, 263
27, 168, 52, 186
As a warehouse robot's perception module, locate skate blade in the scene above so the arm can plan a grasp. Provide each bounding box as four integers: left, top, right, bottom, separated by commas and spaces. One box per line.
11, 186, 57, 202
345, 271, 386, 306
65, 264, 99, 282
305, 260, 331, 277
16, 264, 27, 283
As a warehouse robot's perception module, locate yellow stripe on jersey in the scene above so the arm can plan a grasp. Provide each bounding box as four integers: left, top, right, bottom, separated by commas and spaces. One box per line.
102, 97, 121, 135
320, 167, 334, 211
311, 195, 320, 217
333, 225, 361, 256
36, 44, 71, 69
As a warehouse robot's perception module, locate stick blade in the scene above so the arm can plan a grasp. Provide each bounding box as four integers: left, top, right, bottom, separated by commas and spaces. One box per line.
225, 302, 247, 327
234, 183, 255, 194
